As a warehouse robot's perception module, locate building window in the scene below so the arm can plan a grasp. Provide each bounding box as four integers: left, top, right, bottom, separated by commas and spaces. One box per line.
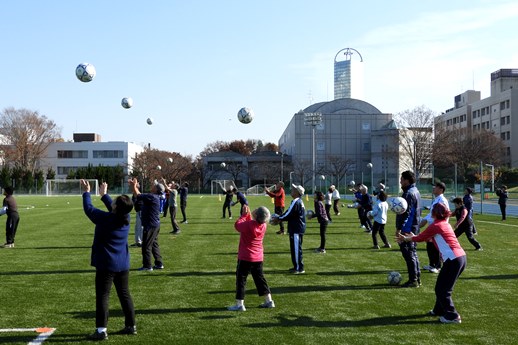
507, 132, 511, 140
317, 142, 325, 151
57, 166, 79, 174
500, 101, 506, 110
507, 116, 511, 124
481, 108, 486, 116
501, 117, 506, 126
506, 100, 510, 108
472, 111, 476, 119
363, 142, 370, 151
507, 147, 511, 156
501, 133, 506, 140
57, 150, 88, 159
93, 150, 124, 158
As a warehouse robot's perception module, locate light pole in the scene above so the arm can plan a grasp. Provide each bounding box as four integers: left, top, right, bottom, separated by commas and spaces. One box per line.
367, 162, 373, 191
289, 171, 295, 187
276, 151, 284, 182
485, 163, 494, 192
304, 112, 322, 194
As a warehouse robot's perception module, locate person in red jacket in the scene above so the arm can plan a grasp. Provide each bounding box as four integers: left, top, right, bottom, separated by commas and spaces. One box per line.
265, 181, 286, 235
397, 202, 466, 324
227, 205, 275, 311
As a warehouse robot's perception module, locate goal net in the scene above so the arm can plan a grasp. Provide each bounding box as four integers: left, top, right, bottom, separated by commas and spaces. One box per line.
211, 180, 236, 195
246, 184, 275, 196
45, 179, 99, 196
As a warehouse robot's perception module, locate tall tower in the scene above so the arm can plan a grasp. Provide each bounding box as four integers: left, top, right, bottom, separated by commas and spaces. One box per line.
334, 48, 363, 100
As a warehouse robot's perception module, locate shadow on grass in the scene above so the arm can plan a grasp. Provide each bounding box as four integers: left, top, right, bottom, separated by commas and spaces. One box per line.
0, 269, 92, 276
168, 271, 235, 277
462, 273, 518, 280
0, 335, 34, 344
15, 246, 91, 250
68, 306, 227, 319
245, 313, 436, 328
208, 283, 392, 295
31, 333, 89, 343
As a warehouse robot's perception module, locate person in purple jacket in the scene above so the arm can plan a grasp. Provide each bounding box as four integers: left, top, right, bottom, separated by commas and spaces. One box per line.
308, 191, 329, 254
81, 180, 136, 340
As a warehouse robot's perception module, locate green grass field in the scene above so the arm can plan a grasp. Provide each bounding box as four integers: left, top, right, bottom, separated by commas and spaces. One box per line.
1, 194, 517, 345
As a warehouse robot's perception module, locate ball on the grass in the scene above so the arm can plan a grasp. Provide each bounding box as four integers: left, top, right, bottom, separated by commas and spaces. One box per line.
306, 210, 315, 218
121, 97, 133, 109
75, 62, 96, 82
388, 197, 408, 214
387, 271, 402, 286
237, 107, 254, 124
146, 117, 153, 125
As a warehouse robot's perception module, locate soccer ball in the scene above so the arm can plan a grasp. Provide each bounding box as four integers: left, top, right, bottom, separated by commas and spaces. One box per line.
348, 180, 356, 187
167, 157, 173, 163
389, 197, 408, 215
156, 165, 162, 170
147, 117, 153, 125
75, 63, 96, 82
306, 210, 315, 218
121, 97, 133, 109
387, 271, 402, 286
367, 163, 373, 168
221, 162, 226, 168
269, 214, 280, 225
237, 107, 254, 124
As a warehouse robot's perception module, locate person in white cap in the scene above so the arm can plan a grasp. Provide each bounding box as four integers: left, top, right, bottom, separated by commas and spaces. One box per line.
277, 184, 306, 274
330, 185, 341, 216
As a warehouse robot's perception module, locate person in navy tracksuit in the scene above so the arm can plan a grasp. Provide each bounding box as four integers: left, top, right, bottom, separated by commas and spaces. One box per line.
278, 184, 306, 274
81, 180, 136, 340
231, 188, 249, 216
395, 170, 422, 288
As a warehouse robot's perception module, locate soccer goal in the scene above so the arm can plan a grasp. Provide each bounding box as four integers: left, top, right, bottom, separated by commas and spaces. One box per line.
211, 180, 236, 195
247, 184, 274, 196
45, 179, 99, 196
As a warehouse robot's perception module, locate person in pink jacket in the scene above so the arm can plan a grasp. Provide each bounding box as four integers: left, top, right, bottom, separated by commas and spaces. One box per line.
227, 205, 275, 311
397, 202, 466, 324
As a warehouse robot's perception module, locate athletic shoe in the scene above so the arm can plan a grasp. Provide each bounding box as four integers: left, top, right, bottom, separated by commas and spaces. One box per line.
383, 243, 392, 248
288, 268, 297, 273
227, 304, 246, 311
137, 267, 153, 271
314, 248, 326, 253
130, 243, 142, 247
439, 316, 462, 324
475, 247, 483, 251
259, 300, 275, 308
88, 330, 108, 341
3, 243, 14, 248
276, 230, 285, 235
294, 270, 305, 274
335, 212, 341, 216
423, 265, 432, 271
153, 264, 164, 270
429, 268, 440, 274
400, 280, 420, 288
116, 326, 137, 335
171, 230, 181, 234
372, 245, 380, 249
228, 216, 232, 219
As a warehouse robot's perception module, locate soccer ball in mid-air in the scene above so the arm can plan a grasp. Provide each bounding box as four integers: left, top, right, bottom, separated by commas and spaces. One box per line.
269, 214, 280, 225
167, 157, 173, 163
75, 63, 96, 82
220, 162, 226, 168
237, 107, 254, 124
348, 180, 356, 187
389, 197, 408, 215
387, 271, 402, 286
146, 117, 153, 125
121, 97, 133, 109
305, 210, 315, 218
156, 165, 162, 171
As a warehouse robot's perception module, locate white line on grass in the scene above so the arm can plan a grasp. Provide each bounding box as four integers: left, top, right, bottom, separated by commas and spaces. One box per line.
477, 220, 518, 228
0, 327, 56, 344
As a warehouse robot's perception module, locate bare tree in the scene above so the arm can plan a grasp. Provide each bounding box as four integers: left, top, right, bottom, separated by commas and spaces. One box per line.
433, 127, 505, 176
291, 159, 312, 186
325, 155, 356, 186
0, 107, 61, 173
393, 106, 435, 179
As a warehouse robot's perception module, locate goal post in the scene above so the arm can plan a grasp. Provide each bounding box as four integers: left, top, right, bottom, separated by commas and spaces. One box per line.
211, 180, 236, 195
45, 179, 99, 196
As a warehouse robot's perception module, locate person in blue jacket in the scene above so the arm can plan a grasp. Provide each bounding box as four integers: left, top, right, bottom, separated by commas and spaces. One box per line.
277, 184, 306, 274
81, 179, 136, 340
395, 170, 422, 288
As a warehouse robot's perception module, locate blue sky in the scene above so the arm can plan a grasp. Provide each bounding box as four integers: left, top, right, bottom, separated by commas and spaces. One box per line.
2, 1, 518, 157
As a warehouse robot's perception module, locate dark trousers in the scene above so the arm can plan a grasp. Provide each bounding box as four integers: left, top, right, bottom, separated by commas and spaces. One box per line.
274, 206, 284, 231
426, 241, 442, 269
499, 203, 506, 220
234, 260, 270, 300
455, 225, 481, 250
180, 200, 187, 222
399, 240, 421, 282
289, 233, 304, 272
325, 204, 332, 222
333, 199, 340, 214
95, 270, 135, 328
359, 208, 372, 230
319, 221, 328, 249
371, 221, 388, 246
5, 212, 19, 244
432, 256, 466, 321
222, 202, 232, 218
142, 226, 162, 268
163, 199, 169, 217
169, 205, 180, 232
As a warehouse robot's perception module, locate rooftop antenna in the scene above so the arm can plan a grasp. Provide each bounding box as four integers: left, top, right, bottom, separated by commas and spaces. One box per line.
308, 90, 314, 105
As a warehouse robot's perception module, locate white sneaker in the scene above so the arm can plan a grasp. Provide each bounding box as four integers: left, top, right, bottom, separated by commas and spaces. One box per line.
429, 268, 440, 274
439, 316, 461, 324
227, 304, 246, 311
259, 300, 275, 308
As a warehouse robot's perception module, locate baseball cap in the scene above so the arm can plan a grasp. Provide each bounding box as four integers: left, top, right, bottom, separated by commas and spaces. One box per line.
433, 182, 446, 191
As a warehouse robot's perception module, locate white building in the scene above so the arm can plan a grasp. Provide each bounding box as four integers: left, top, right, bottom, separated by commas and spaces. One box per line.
41, 133, 144, 178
